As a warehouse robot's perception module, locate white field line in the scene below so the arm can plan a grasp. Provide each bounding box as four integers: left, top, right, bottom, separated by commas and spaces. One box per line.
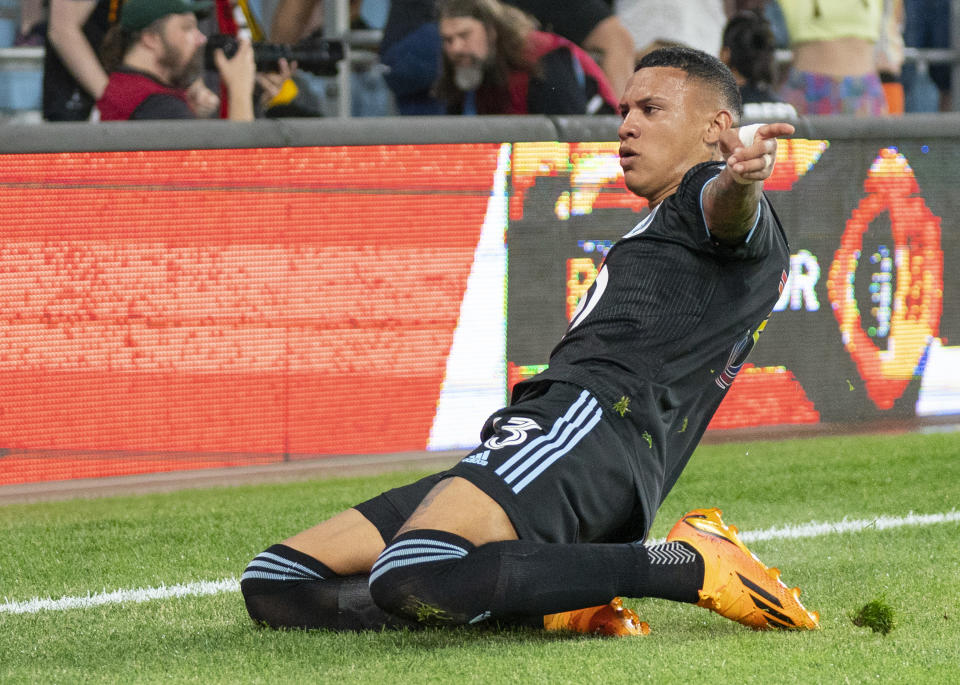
648, 509, 960, 545
2, 510, 958, 616
0, 577, 238, 616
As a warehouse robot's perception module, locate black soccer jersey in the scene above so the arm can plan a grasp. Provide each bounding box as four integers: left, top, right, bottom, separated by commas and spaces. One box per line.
512, 161, 790, 524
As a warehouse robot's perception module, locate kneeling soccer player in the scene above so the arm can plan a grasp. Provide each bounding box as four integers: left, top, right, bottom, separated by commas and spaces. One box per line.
240, 46, 820, 635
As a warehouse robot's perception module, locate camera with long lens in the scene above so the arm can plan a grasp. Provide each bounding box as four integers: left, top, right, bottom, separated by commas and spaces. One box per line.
204, 34, 343, 76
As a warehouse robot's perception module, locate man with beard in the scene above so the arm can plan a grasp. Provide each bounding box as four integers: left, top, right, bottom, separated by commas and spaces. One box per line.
435, 0, 619, 115
97, 0, 256, 121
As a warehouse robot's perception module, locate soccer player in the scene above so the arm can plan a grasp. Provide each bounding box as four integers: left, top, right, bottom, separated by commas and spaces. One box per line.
240, 46, 820, 635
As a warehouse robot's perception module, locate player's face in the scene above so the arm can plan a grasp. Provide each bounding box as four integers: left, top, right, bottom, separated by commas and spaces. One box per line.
440, 16, 491, 68
617, 67, 722, 206
156, 13, 207, 88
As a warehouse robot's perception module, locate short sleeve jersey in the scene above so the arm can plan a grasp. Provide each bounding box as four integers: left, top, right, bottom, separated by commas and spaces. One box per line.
513, 161, 790, 515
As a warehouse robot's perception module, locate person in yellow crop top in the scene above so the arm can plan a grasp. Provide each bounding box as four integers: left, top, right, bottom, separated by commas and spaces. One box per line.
778, 0, 889, 115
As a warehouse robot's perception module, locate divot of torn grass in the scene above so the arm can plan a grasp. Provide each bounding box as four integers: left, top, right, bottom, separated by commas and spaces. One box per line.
851, 597, 895, 635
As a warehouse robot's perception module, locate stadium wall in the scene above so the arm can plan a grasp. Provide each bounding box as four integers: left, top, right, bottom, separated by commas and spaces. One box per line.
1, 115, 958, 484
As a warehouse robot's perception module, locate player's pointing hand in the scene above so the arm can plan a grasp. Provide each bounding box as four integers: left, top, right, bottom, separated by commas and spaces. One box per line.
721, 122, 796, 184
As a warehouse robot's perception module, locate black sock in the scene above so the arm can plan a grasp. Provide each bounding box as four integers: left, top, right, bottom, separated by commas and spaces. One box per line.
241, 544, 420, 631
487, 539, 703, 614
369, 530, 489, 624
368, 531, 704, 626
632, 541, 704, 603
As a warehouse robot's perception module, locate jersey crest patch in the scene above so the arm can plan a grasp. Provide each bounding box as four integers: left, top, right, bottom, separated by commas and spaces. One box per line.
483, 416, 541, 450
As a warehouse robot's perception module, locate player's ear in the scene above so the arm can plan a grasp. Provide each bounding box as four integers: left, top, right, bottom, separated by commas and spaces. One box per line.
704, 109, 734, 146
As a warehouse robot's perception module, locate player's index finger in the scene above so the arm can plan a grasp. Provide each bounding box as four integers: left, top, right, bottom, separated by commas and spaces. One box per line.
758, 122, 796, 139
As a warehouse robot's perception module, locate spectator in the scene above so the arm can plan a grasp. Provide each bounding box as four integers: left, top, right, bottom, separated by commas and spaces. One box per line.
268, 0, 394, 116
505, 0, 634, 96
614, 0, 728, 59
901, 0, 951, 112
96, 0, 259, 120
875, 0, 905, 114
721, 10, 798, 120
43, 0, 115, 121
380, 0, 633, 116
379, 0, 444, 114
15, 0, 46, 46
777, 0, 888, 116
723, 1, 791, 48
435, 0, 618, 115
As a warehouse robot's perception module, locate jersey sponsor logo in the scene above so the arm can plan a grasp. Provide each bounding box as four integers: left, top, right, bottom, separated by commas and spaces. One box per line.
483, 416, 541, 449
461, 450, 490, 466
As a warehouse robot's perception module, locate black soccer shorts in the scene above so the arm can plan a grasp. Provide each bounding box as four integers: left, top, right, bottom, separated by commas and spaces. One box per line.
354, 382, 647, 545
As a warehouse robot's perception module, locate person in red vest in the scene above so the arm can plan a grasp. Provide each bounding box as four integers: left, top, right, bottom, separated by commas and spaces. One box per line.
97, 0, 256, 120
435, 0, 619, 115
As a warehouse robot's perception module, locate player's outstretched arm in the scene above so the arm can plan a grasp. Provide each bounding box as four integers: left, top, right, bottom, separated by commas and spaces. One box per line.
702, 122, 795, 244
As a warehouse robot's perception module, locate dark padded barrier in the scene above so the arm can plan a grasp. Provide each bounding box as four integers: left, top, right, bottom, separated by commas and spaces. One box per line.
0, 116, 560, 153
551, 113, 960, 143
4, 113, 960, 153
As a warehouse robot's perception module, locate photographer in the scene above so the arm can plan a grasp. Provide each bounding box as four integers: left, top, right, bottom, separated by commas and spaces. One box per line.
97, 0, 278, 121
43, 0, 113, 121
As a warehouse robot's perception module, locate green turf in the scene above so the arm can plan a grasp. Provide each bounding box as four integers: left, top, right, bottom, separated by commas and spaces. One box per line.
2, 430, 959, 683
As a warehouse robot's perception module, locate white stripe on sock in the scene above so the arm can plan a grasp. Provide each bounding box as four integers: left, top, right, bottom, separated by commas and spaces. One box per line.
647, 541, 698, 565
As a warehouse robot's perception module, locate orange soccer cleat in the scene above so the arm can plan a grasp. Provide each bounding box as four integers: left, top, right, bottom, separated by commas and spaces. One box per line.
666, 508, 820, 630
543, 597, 651, 636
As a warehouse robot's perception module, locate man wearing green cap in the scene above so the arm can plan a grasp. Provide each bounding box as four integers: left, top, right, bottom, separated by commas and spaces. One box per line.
97, 0, 256, 120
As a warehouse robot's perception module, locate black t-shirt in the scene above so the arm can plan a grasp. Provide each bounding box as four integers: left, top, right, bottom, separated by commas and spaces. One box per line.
505, 0, 611, 45
527, 47, 614, 115
381, 0, 611, 53
131, 93, 195, 119
526, 48, 587, 114
380, 0, 434, 54
514, 161, 790, 516
43, 0, 115, 121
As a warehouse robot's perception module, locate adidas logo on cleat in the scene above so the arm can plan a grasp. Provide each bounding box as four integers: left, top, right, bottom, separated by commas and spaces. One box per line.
736, 571, 800, 629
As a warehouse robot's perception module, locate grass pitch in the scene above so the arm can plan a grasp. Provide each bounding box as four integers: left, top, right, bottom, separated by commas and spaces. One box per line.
2, 430, 959, 683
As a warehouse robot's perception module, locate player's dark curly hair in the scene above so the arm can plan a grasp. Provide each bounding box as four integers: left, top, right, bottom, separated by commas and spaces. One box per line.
722, 10, 778, 88
636, 45, 743, 121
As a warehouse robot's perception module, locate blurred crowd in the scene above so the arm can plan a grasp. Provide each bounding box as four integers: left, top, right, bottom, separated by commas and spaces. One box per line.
0, 0, 954, 121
